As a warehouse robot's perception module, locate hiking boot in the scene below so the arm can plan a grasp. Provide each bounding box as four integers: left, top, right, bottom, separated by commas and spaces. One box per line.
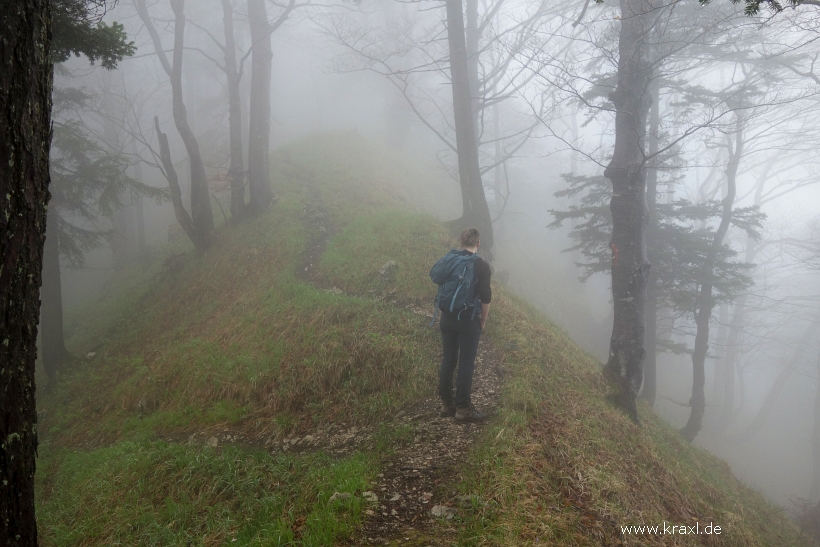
455, 404, 487, 423
440, 402, 457, 418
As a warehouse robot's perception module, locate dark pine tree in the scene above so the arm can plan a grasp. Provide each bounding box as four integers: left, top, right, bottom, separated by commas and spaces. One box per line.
44, 88, 161, 386
550, 172, 763, 423
0, 3, 53, 545
41, 1, 136, 387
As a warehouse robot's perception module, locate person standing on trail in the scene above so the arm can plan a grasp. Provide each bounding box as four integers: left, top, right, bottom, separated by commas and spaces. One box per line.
430, 228, 491, 423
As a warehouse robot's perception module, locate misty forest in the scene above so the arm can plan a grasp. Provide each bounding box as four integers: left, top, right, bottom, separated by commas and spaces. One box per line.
4, 0, 820, 545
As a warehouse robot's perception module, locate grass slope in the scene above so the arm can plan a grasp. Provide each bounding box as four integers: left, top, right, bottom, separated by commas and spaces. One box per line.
37, 133, 813, 546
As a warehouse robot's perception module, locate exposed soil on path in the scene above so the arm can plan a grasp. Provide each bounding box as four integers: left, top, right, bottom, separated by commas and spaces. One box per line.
349, 341, 503, 546
188, 185, 506, 545
298, 192, 505, 544
296, 196, 335, 285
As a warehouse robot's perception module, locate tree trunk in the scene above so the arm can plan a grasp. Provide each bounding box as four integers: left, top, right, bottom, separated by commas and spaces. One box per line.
132, 145, 146, 253
169, 0, 213, 234
41, 208, 70, 387
465, 0, 481, 142
491, 102, 509, 223
445, 0, 494, 253
0, 3, 52, 544
711, 302, 729, 407
111, 204, 130, 269
812, 351, 820, 501
247, 0, 275, 214
381, 1, 412, 149
641, 78, 660, 408
680, 116, 742, 443
731, 314, 820, 444
717, 173, 766, 430
719, 294, 744, 427
222, 0, 246, 220
601, 0, 657, 423
154, 117, 209, 252
135, 0, 214, 239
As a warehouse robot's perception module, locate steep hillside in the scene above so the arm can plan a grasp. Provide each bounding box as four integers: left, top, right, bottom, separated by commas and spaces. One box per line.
36, 134, 814, 546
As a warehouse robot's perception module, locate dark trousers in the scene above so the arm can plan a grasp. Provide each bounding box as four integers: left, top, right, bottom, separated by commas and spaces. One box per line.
438, 310, 482, 408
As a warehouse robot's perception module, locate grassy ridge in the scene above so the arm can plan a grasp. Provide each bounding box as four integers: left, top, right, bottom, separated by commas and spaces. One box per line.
454, 289, 806, 545
37, 133, 813, 546
37, 134, 453, 546
41, 142, 449, 447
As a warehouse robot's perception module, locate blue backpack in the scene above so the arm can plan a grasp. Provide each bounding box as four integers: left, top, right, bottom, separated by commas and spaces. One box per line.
429, 250, 481, 326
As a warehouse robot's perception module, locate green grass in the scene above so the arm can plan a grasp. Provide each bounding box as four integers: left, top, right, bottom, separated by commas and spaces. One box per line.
37, 132, 815, 546
453, 288, 811, 546
319, 212, 451, 300
41, 157, 447, 447
37, 441, 372, 547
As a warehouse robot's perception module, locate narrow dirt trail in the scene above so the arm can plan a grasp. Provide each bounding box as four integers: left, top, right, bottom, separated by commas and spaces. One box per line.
351, 343, 503, 546
294, 182, 505, 545
183, 187, 504, 544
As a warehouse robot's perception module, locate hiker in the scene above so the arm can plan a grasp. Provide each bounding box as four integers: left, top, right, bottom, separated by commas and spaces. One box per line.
431, 227, 491, 423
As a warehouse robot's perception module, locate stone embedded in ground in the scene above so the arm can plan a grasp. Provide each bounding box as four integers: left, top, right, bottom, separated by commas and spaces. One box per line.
328, 492, 353, 503
379, 260, 398, 278
458, 494, 478, 507
430, 505, 457, 519
362, 491, 379, 504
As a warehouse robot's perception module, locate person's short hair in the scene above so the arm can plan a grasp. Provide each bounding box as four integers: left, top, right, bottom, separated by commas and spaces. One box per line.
460, 227, 480, 248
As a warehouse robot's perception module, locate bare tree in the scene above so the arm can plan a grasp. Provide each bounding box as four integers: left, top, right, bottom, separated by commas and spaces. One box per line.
187, 0, 249, 218
223, 0, 246, 219
680, 108, 744, 442
155, 116, 209, 250
135, 0, 215, 241
246, 0, 299, 214
446, 0, 494, 250
323, 0, 570, 250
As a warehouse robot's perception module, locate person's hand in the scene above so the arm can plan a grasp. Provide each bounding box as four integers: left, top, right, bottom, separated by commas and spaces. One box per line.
480, 319, 487, 330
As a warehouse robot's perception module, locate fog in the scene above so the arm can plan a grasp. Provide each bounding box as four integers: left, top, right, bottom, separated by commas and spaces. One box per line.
52, 0, 820, 521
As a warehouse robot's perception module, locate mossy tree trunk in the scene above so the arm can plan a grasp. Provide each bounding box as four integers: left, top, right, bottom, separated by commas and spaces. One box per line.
602, 0, 658, 423
0, 2, 52, 544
